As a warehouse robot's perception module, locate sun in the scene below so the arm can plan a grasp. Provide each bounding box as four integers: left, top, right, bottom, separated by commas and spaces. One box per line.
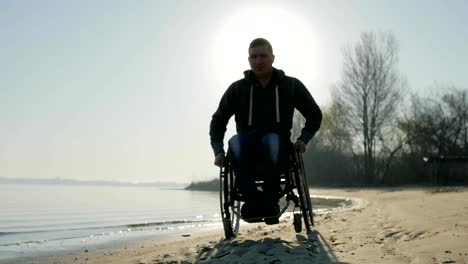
212, 7, 319, 90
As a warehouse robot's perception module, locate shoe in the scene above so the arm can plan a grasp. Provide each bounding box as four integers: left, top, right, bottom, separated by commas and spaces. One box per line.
265, 217, 279, 225
241, 202, 258, 219
264, 203, 280, 225
262, 203, 280, 216
267, 202, 280, 215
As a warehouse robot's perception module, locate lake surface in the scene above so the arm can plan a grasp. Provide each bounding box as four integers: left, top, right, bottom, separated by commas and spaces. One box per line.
0, 184, 342, 260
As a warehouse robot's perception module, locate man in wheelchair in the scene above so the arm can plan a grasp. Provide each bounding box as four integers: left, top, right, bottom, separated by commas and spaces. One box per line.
209, 38, 322, 223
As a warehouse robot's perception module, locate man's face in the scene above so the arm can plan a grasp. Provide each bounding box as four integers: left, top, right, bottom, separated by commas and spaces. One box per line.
248, 45, 275, 77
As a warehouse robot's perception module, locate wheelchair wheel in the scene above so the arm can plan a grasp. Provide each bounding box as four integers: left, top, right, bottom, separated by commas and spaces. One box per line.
293, 151, 314, 232
219, 154, 240, 239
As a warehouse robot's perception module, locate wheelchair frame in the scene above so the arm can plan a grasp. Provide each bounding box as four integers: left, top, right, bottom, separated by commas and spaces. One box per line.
219, 143, 314, 239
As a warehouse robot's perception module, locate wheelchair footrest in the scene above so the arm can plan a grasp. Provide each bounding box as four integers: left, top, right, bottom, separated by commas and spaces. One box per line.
241, 201, 281, 224
242, 214, 280, 224
243, 216, 267, 223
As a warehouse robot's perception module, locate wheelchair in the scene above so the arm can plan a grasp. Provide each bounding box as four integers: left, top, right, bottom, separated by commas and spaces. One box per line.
219, 142, 314, 239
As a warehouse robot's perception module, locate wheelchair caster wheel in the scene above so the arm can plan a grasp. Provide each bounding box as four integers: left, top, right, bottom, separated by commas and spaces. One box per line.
293, 213, 302, 233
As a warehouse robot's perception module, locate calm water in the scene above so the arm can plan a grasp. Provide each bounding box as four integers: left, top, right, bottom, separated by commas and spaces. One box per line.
0, 184, 222, 259
0, 184, 341, 260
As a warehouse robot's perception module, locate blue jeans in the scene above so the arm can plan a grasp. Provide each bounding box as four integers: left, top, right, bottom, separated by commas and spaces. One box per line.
228, 132, 290, 204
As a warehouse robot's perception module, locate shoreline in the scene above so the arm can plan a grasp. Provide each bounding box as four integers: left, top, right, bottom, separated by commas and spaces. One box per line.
3, 187, 468, 263
0, 222, 225, 263
0, 226, 223, 264
0, 194, 352, 262
0, 193, 359, 263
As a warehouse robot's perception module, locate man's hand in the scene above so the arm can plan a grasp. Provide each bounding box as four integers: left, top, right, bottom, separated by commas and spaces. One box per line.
295, 140, 307, 154
214, 153, 225, 168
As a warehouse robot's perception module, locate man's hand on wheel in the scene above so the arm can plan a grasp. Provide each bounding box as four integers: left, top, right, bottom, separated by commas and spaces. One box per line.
214, 153, 225, 167
295, 140, 307, 154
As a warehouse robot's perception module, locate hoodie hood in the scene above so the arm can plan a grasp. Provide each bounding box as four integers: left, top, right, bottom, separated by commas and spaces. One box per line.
243, 67, 286, 82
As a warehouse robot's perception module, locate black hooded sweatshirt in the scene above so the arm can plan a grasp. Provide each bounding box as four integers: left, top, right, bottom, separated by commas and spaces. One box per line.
209, 68, 322, 156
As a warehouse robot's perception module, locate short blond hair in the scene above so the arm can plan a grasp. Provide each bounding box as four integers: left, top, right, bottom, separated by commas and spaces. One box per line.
249, 38, 273, 54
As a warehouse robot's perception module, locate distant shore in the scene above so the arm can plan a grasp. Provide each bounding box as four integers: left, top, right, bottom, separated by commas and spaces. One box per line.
7, 187, 468, 264
184, 178, 219, 191
0, 177, 187, 189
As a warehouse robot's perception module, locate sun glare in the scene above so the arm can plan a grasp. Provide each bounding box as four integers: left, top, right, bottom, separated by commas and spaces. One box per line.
212, 7, 319, 90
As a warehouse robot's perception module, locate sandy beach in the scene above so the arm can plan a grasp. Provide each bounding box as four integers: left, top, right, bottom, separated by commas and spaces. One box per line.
5, 187, 468, 264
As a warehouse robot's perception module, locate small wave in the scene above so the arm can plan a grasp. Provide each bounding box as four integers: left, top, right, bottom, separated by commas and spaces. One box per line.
0, 239, 49, 247
126, 219, 219, 228
1, 218, 220, 235
0, 219, 222, 247
0, 233, 95, 247
0, 232, 17, 236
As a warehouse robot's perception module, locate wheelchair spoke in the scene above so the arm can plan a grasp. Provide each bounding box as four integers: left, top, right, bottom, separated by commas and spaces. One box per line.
219, 153, 240, 239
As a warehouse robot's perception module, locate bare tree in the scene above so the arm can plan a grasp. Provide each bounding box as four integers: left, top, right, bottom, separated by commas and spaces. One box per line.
333, 32, 403, 183
404, 87, 468, 156
442, 88, 468, 154
376, 124, 409, 183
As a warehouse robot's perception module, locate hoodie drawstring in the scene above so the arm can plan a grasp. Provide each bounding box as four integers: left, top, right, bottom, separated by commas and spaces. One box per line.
275, 85, 280, 123
248, 85, 253, 126
248, 84, 280, 126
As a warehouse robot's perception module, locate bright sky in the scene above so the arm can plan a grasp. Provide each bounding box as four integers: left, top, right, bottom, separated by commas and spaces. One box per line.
1, 1, 467, 183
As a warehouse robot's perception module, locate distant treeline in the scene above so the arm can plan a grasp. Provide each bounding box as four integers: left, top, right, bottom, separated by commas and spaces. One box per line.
297, 32, 468, 186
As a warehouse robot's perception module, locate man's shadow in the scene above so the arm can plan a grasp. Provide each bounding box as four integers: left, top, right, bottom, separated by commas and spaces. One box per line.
194, 229, 350, 264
